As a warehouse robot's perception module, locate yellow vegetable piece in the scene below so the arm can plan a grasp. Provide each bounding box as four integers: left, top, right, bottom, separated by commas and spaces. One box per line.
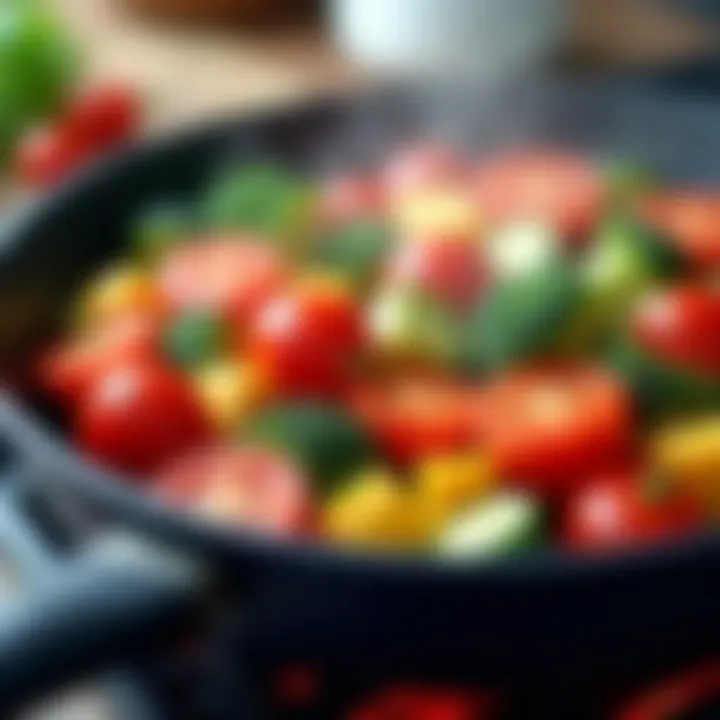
78, 265, 163, 330
193, 360, 267, 433
653, 416, 720, 509
394, 188, 482, 240
324, 470, 429, 550
416, 453, 495, 529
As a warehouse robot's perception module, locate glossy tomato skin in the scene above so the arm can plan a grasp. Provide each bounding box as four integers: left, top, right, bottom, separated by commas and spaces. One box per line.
38, 315, 159, 405
15, 124, 89, 188
478, 366, 633, 495
64, 82, 141, 148
383, 143, 465, 200
77, 363, 209, 474
321, 172, 385, 224
385, 235, 485, 312
157, 445, 312, 536
249, 282, 364, 399
564, 472, 702, 552
352, 378, 479, 466
616, 661, 720, 720
633, 285, 720, 376
474, 151, 603, 238
642, 193, 720, 271
157, 237, 287, 335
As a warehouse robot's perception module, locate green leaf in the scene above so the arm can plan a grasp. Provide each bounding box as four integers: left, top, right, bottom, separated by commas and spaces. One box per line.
163, 310, 229, 369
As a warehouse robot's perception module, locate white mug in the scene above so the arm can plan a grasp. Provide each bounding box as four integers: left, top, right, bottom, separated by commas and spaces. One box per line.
330, 0, 568, 80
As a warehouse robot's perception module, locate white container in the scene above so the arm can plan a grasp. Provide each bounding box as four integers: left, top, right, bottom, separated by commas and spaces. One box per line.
330, 0, 568, 81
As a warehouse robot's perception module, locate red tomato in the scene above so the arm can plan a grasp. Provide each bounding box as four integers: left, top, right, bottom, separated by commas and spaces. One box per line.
642, 193, 720, 271
347, 685, 495, 720
77, 363, 209, 473
616, 661, 720, 720
64, 82, 141, 149
157, 446, 311, 536
321, 172, 385, 224
478, 366, 633, 495
383, 143, 465, 200
564, 472, 702, 552
158, 238, 286, 334
474, 151, 603, 237
633, 286, 720, 376
38, 315, 159, 405
352, 378, 479, 466
15, 124, 89, 188
385, 235, 485, 311
249, 282, 363, 398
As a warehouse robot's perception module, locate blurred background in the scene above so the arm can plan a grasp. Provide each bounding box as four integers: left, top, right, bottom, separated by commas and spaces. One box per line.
2, 1, 720, 718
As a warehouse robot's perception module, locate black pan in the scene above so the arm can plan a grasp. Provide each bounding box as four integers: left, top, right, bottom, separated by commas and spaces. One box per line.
1, 80, 720, 715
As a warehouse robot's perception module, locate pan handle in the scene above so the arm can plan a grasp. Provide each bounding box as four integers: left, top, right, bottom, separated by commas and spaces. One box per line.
0, 530, 208, 714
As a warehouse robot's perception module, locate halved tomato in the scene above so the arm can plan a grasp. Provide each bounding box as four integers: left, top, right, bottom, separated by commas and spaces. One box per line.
38, 314, 159, 405
352, 377, 480, 466
564, 471, 702, 552
157, 445, 312, 536
641, 193, 720, 271
474, 151, 603, 238
77, 362, 209, 473
633, 285, 720, 377
383, 143, 465, 200
478, 365, 633, 494
249, 280, 364, 399
157, 237, 287, 335
385, 235, 486, 312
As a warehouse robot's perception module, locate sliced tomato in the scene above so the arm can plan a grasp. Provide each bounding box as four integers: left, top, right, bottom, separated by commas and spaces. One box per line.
157, 237, 287, 334
383, 143, 465, 200
385, 235, 486, 311
616, 661, 720, 720
564, 471, 702, 552
321, 172, 385, 224
642, 193, 720, 271
478, 365, 633, 494
157, 445, 312, 535
352, 377, 479, 466
474, 151, 603, 238
347, 685, 495, 720
77, 362, 209, 473
249, 281, 363, 399
632, 285, 720, 377
37, 315, 159, 405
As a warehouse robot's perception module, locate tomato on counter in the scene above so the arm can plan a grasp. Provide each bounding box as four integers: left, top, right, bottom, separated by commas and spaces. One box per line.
38, 148, 720, 552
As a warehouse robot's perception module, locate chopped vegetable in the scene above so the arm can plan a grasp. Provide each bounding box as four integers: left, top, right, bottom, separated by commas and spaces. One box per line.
163, 310, 228, 369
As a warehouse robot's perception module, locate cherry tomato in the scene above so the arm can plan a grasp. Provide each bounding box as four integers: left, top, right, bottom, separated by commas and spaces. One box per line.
321, 172, 385, 224
15, 124, 89, 188
633, 286, 720, 376
38, 315, 159, 405
157, 445, 311, 536
383, 143, 465, 200
347, 685, 495, 720
157, 237, 287, 335
642, 193, 720, 271
564, 471, 702, 551
63, 82, 141, 148
616, 661, 720, 720
478, 366, 633, 495
249, 281, 363, 398
77, 363, 209, 473
385, 235, 485, 311
352, 377, 479, 466
474, 151, 603, 237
